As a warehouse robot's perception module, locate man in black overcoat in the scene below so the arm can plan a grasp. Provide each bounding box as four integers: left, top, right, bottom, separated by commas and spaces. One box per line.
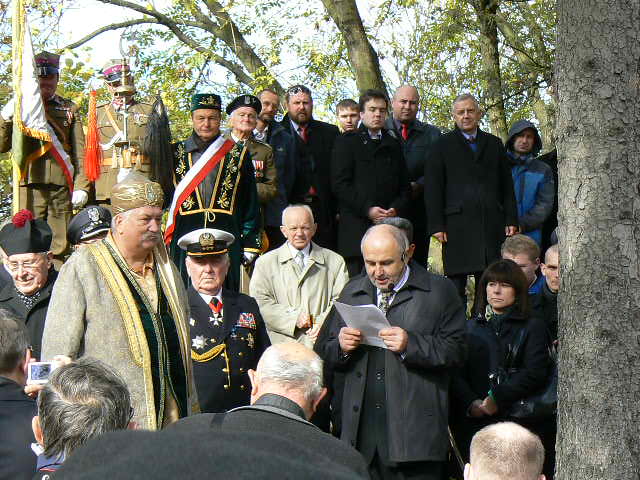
280, 85, 340, 250
172, 342, 369, 478
0, 311, 37, 480
315, 224, 466, 480
180, 228, 270, 413
332, 89, 411, 277
0, 210, 58, 360
424, 94, 518, 300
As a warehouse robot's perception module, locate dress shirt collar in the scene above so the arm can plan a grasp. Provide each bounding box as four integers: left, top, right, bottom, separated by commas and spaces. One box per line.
461, 129, 478, 140
368, 129, 382, 140
198, 289, 222, 306
287, 242, 311, 268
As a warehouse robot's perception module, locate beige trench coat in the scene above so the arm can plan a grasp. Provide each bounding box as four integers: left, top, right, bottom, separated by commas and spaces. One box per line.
249, 242, 349, 348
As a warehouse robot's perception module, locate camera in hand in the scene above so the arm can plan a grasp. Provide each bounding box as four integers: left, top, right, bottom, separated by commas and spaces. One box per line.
28, 362, 55, 384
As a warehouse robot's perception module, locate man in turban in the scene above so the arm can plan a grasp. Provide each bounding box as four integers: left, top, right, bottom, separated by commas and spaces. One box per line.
42, 172, 199, 430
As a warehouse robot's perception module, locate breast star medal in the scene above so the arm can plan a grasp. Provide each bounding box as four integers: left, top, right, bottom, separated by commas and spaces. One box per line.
192, 335, 207, 350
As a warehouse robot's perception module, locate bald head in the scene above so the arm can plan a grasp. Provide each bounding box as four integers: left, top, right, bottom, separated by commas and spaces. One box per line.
249, 343, 326, 419
465, 422, 545, 480
392, 85, 419, 124
280, 204, 316, 250
361, 225, 409, 291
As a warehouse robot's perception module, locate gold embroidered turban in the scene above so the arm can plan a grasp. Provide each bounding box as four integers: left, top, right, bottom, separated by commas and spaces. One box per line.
110, 171, 164, 214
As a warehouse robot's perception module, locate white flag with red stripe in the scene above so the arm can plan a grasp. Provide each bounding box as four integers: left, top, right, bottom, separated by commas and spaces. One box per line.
11, 0, 74, 191
164, 135, 236, 244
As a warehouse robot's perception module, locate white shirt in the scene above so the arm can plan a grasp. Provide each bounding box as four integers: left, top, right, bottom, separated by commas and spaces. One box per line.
368, 129, 382, 140
461, 129, 478, 140
199, 290, 223, 307
376, 265, 410, 307
287, 242, 311, 270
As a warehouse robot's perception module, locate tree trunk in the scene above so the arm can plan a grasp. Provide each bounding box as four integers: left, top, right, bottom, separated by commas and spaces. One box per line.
472, 0, 508, 141
321, 0, 386, 93
556, 1, 640, 479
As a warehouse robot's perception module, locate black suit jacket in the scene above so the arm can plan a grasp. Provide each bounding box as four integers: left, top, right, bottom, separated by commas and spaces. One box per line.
424, 127, 518, 276
0, 377, 37, 480
280, 114, 340, 249
171, 394, 370, 478
188, 286, 270, 413
331, 126, 411, 258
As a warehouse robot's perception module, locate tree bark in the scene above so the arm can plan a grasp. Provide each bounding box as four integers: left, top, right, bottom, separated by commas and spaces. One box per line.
556, 1, 640, 479
320, 0, 386, 93
472, 0, 508, 141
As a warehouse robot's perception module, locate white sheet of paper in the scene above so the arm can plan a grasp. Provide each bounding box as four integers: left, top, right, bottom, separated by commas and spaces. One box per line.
334, 302, 391, 349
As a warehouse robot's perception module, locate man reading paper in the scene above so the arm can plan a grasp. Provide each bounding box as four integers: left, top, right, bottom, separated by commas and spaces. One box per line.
315, 224, 465, 480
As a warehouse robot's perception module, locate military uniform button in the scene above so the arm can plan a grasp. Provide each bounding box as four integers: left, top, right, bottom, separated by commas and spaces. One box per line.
223, 384, 230, 390
240, 385, 246, 390
238, 352, 244, 357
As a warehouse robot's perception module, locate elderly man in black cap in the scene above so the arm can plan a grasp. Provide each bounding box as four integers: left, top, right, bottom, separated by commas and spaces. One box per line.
0, 52, 90, 262
67, 205, 111, 250
178, 227, 270, 413
166, 93, 262, 292
0, 210, 56, 360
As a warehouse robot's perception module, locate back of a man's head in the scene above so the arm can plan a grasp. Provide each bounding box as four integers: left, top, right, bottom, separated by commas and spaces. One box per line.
251, 343, 325, 418
0, 308, 29, 380
466, 422, 545, 480
36, 357, 132, 459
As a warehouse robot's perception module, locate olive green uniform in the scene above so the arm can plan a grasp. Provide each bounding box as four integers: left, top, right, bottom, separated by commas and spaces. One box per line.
76, 101, 152, 202
0, 94, 87, 258
246, 136, 277, 206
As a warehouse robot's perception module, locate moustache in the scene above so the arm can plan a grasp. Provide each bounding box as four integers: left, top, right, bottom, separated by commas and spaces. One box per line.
142, 232, 161, 243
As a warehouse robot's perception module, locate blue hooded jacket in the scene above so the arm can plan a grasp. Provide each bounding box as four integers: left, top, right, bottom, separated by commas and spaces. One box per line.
506, 120, 554, 245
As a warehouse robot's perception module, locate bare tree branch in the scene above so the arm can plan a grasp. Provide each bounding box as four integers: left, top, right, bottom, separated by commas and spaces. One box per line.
61, 18, 160, 50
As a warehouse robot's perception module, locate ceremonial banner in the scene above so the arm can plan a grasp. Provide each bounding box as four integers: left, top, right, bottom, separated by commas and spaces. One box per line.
164, 135, 235, 244
11, 0, 74, 193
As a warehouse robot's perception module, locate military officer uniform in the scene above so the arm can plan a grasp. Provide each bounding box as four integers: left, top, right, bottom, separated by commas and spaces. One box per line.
75, 60, 152, 205
178, 229, 270, 413
0, 52, 88, 260
168, 93, 262, 291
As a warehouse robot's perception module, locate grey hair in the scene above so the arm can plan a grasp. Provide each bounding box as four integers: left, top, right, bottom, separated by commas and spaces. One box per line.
451, 93, 481, 114
0, 309, 29, 374
110, 209, 133, 231
257, 345, 324, 403
360, 224, 410, 257
281, 204, 314, 226
37, 357, 132, 459
378, 217, 414, 243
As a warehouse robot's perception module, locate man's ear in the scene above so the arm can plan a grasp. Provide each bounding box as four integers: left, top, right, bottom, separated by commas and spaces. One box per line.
32, 416, 44, 446
279, 225, 287, 238
248, 369, 259, 397
21, 348, 32, 377
311, 387, 328, 414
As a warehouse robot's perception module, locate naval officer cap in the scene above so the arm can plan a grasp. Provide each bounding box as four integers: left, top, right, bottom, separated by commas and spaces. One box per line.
177, 228, 235, 256
191, 93, 222, 112
67, 206, 112, 245
226, 94, 262, 115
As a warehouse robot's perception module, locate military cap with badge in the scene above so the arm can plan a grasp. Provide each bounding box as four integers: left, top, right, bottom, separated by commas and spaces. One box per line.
67, 206, 112, 247
34, 51, 60, 77
226, 94, 262, 115
191, 94, 222, 112
177, 228, 235, 257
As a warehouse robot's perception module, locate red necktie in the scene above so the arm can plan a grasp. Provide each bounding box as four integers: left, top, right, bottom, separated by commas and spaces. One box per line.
299, 126, 308, 143
401, 123, 409, 140
210, 298, 223, 315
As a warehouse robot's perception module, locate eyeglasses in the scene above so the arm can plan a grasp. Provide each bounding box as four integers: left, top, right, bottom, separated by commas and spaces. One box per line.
5, 257, 45, 273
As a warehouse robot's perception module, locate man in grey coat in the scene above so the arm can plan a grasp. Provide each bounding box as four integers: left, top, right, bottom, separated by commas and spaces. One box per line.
315, 224, 466, 479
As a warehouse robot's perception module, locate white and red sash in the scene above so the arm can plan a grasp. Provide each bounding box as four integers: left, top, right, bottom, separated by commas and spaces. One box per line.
164, 136, 236, 244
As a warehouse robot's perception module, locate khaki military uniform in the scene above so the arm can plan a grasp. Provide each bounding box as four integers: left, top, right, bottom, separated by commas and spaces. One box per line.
76, 101, 152, 202
246, 136, 277, 205
0, 94, 87, 259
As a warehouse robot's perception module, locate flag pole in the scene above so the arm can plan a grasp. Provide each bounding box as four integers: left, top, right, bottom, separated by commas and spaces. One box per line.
12, 155, 19, 215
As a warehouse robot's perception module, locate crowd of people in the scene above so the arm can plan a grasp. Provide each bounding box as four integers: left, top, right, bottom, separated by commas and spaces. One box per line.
0, 51, 560, 480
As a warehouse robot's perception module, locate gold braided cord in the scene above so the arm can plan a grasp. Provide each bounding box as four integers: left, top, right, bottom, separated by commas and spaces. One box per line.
191, 343, 225, 363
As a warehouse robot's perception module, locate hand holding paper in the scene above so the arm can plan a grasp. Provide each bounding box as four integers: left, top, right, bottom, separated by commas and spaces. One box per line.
334, 302, 391, 349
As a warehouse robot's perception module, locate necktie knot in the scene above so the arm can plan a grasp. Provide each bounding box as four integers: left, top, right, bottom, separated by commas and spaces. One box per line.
467, 136, 476, 143
298, 126, 308, 142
